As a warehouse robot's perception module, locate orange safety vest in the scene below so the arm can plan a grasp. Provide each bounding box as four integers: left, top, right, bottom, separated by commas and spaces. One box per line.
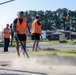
32, 19, 42, 34
16, 18, 27, 34
3, 28, 10, 38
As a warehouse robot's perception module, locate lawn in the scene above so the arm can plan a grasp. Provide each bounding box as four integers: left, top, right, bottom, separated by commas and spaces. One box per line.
28, 48, 76, 57
0, 39, 32, 47
42, 39, 76, 44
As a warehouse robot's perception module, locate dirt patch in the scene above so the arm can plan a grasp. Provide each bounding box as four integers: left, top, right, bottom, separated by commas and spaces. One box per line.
9, 55, 76, 75
0, 54, 76, 75
0, 61, 10, 66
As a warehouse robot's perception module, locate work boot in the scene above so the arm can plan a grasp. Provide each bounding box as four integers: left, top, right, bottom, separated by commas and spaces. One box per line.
4, 50, 8, 52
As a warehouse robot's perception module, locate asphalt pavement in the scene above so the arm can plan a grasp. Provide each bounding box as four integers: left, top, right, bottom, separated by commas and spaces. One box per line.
0, 42, 76, 52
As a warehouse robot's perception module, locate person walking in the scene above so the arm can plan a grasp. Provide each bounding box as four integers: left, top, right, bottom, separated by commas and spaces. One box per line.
3, 24, 11, 52
31, 16, 43, 51
13, 11, 30, 56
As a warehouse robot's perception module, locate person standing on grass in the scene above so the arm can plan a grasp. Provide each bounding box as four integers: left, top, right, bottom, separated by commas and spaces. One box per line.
3, 24, 11, 52
13, 11, 30, 56
31, 16, 44, 51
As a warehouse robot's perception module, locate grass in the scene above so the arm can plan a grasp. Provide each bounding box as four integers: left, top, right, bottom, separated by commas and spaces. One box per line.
0, 39, 76, 47
42, 39, 76, 44
28, 48, 76, 57
42, 39, 60, 44
66, 40, 76, 44
0, 39, 32, 47
0, 43, 4, 47
26, 39, 32, 43
0, 64, 9, 66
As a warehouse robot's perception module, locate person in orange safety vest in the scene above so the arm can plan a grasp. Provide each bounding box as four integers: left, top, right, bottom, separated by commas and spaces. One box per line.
31, 16, 44, 51
3, 24, 11, 52
13, 11, 30, 56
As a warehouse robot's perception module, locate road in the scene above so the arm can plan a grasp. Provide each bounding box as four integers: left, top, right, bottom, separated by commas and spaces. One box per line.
0, 42, 76, 52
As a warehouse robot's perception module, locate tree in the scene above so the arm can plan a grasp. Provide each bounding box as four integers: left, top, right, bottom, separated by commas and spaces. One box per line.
23, 8, 76, 31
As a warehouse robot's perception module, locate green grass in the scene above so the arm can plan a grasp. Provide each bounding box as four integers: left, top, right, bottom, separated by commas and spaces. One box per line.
42, 39, 76, 44
0, 39, 76, 47
66, 40, 76, 44
41, 39, 59, 44
0, 64, 8, 66
26, 39, 32, 43
28, 48, 76, 57
0, 43, 4, 47
59, 48, 76, 54
0, 39, 32, 47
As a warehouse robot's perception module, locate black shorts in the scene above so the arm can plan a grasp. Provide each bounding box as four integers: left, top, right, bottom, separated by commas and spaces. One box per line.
31, 33, 41, 40
16, 34, 26, 41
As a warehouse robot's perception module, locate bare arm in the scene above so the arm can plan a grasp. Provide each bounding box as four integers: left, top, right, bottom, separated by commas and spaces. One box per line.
13, 18, 17, 33
25, 19, 30, 33
41, 22, 44, 29
38, 20, 44, 29
27, 25, 30, 33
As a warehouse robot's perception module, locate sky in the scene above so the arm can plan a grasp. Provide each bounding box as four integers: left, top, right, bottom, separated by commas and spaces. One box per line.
0, 0, 76, 31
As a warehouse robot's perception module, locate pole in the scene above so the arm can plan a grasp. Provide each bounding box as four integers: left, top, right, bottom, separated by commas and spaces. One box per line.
14, 36, 29, 58
0, 0, 15, 5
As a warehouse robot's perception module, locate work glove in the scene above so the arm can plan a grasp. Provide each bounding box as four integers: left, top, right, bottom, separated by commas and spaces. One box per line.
14, 32, 18, 37
28, 32, 31, 40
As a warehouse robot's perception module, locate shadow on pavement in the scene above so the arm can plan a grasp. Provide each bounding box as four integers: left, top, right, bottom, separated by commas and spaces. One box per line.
0, 67, 47, 75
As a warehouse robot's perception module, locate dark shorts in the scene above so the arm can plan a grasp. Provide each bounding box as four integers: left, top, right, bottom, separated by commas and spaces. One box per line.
31, 33, 41, 40
16, 34, 26, 41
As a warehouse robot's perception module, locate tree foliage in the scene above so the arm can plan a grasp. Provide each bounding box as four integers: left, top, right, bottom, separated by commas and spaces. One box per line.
24, 8, 76, 31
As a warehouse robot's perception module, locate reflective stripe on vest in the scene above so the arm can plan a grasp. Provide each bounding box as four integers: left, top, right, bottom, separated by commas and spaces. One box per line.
32, 19, 42, 34
3, 28, 10, 38
16, 18, 27, 34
